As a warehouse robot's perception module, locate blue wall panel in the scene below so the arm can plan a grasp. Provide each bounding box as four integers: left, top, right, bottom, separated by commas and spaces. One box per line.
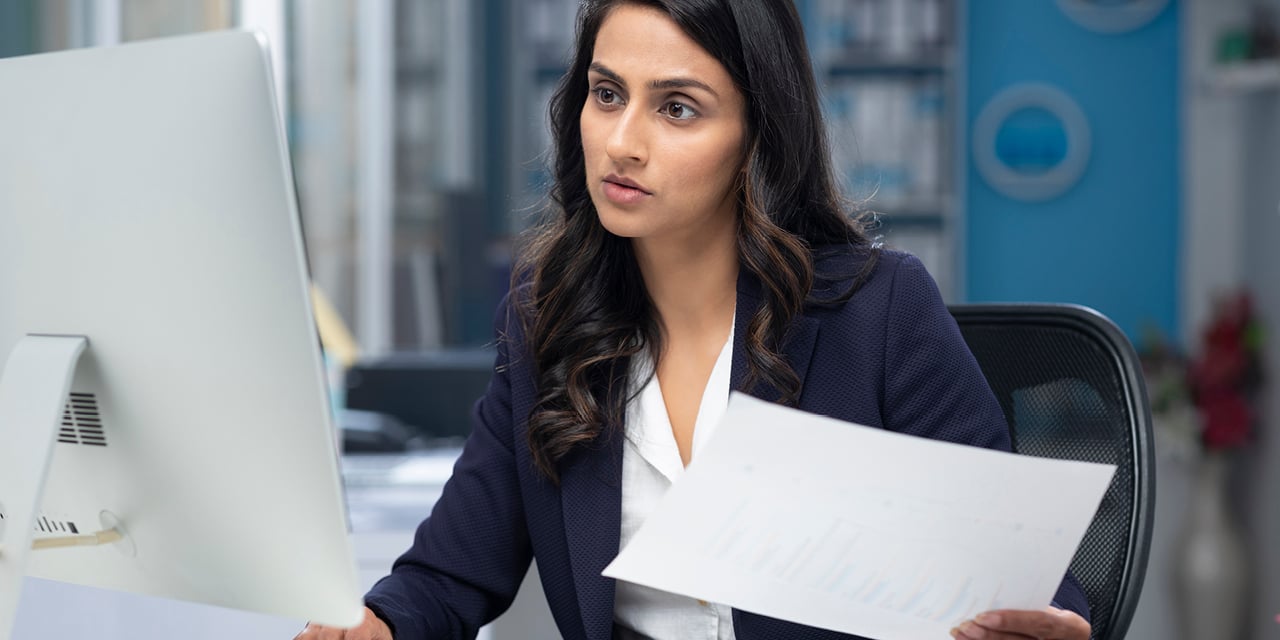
965, 0, 1180, 342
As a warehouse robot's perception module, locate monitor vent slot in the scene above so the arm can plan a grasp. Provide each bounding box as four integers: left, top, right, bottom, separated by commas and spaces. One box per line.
35, 515, 79, 535
0, 511, 80, 536
58, 392, 107, 447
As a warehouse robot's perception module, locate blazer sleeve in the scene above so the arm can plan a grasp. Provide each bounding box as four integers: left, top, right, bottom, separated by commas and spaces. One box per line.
363, 293, 533, 639
881, 254, 1090, 623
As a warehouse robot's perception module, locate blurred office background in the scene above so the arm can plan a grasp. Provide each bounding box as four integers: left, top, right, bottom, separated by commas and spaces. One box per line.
2, 0, 1279, 639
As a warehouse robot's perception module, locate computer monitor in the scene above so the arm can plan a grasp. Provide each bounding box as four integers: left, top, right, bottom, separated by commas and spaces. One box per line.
0, 30, 364, 638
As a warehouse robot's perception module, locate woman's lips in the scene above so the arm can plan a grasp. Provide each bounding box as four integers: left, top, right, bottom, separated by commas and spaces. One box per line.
602, 180, 651, 205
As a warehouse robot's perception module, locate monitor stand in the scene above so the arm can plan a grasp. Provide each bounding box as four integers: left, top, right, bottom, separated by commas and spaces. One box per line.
0, 335, 126, 640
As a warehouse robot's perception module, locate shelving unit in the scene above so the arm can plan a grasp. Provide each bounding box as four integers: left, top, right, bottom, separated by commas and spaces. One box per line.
804, 0, 960, 299
507, 0, 576, 231
384, 0, 502, 348
1202, 59, 1280, 94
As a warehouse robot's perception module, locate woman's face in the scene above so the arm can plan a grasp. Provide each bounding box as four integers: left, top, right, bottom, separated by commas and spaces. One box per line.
580, 3, 748, 246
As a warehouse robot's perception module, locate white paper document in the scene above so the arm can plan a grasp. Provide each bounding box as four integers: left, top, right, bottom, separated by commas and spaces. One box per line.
603, 393, 1116, 640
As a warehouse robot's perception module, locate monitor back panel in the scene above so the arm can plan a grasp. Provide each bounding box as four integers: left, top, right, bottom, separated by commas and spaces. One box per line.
0, 31, 362, 627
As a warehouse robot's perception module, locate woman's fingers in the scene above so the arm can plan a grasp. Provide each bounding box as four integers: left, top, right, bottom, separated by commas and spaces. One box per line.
293, 622, 342, 639
295, 607, 393, 640
951, 606, 1090, 640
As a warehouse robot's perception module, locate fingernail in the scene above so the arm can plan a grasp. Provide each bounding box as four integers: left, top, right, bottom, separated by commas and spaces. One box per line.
949, 628, 961, 638
959, 621, 985, 639
975, 612, 999, 625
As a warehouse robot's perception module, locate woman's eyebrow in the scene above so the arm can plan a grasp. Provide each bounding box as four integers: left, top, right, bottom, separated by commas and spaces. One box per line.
588, 63, 626, 86
589, 62, 719, 99
650, 77, 718, 98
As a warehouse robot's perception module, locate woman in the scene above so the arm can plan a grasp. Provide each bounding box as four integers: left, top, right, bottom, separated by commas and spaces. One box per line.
299, 1, 1091, 638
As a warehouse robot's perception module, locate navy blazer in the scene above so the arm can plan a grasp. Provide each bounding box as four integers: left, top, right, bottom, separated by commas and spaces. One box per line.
364, 249, 1089, 639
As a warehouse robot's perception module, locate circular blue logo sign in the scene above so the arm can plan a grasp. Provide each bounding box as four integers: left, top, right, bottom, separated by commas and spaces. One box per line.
1056, 0, 1170, 34
972, 84, 1091, 202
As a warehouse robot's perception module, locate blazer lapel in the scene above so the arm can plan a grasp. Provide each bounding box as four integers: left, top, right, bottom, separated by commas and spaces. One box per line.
560, 429, 623, 640
731, 272, 821, 401
555, 271, 820, 640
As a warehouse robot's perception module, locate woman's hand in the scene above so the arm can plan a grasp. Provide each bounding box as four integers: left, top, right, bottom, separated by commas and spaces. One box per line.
294, 607, 393, 640
951, 606, 1090, 639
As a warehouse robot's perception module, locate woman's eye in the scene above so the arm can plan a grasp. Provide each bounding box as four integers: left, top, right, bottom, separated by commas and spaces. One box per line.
660, 101, 697, 120
593, 87, 620, 106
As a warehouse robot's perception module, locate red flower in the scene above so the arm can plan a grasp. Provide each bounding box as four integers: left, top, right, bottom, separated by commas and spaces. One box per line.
1186, 291, 1264, 451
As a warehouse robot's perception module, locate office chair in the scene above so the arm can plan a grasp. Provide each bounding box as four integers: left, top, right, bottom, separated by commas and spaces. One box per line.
949, 304, 1155, 640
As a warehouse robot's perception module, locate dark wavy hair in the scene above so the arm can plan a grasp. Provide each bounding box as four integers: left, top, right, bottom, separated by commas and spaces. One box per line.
515, 0, 878, 482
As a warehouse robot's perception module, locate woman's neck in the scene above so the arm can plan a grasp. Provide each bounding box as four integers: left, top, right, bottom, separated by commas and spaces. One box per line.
632, 230, 738, 339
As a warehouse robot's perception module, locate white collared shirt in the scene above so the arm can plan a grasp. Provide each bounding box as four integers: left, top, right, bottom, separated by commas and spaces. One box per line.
613, 324, 737, 640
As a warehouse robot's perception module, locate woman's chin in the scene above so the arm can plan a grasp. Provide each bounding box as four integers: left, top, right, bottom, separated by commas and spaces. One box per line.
595, 209, 650, 240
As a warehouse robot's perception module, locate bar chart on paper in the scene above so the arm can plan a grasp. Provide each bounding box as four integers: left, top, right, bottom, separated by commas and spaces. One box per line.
696, 492, 1064, 623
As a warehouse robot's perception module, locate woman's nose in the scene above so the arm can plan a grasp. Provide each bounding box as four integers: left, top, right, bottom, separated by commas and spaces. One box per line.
605, 106, 647, 165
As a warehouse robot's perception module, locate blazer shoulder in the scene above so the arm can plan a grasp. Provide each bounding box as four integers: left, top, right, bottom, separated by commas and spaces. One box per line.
812, 243, 917, 278
808, 245, 930, 312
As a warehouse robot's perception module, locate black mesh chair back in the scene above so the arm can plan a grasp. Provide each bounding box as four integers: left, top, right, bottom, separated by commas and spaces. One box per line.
949, 304, 1155, 640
